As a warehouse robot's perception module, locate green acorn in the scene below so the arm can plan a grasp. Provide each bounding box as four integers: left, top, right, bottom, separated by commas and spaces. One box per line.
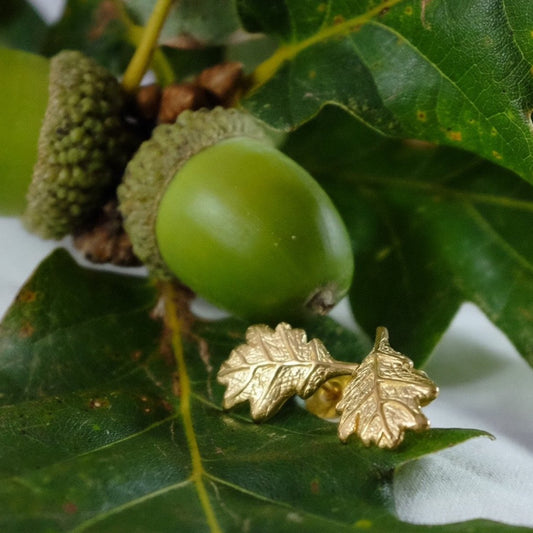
118, 107, 354, 322
0, 48, 49, 215
0, 47, 136, 237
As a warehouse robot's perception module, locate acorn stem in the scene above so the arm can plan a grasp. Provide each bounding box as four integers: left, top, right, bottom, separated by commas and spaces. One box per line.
121, 0, 175, 93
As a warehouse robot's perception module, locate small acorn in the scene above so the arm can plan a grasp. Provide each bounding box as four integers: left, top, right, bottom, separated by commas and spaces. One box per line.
0, 47, 136, 237
0, 48, 49, 215
118, 107, 354, 322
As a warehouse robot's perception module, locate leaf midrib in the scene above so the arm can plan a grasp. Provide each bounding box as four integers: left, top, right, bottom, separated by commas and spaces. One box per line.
250, 0, 405, 91
164, 286, 222, 533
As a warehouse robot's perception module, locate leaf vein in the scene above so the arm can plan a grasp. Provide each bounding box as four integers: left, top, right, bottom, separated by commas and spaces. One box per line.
365, 19, 512, 153
70, 479, 193, 532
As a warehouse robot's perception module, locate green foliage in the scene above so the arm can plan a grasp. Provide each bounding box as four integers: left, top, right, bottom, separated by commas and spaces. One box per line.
0, 0, 47, 52
42, 0, 239, 78
127, 0, 241, 45
42, 0, 135, 75
0, 250, 520, 533
284, 106, 533, 365
240, 0, 533, 184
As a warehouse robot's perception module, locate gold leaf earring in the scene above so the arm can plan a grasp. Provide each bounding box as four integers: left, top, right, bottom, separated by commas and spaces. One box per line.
216, 323, 438, 449
216, 322, 358, 420
335, 326, 438, 448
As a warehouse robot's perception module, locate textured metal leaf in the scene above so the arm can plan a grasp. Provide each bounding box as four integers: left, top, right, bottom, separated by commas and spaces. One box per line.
217, 322, 357, 420
337, 327, 438, 449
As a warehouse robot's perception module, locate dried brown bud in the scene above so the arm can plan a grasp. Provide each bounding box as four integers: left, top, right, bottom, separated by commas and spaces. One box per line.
136, 83, 162, 122
157, 83, 211, 124
197, 62, 244, 105
73, 200, 140, 266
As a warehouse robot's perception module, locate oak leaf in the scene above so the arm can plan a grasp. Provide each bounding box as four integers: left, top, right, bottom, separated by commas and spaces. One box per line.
217, 322, 357, 420
337, 327, 438, 449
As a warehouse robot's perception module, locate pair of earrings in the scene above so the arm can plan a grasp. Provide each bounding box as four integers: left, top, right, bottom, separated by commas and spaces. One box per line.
217, 323, 438, 449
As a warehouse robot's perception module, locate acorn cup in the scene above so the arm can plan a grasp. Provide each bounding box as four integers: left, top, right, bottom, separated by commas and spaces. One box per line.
118, 107, 354, 322
0, 47, 137, 237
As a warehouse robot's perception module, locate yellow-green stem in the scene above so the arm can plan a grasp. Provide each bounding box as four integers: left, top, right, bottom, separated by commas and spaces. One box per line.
249, 0, 404, 93
162, 282, 222, 533
121, 0, 175, 93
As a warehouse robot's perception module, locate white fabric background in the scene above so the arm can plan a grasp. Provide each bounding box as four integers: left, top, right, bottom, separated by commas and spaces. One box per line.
7, 0, 533, 528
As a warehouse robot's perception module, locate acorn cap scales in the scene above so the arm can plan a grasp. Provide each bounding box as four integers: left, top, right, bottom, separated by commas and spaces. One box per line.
118, 107, 271, 278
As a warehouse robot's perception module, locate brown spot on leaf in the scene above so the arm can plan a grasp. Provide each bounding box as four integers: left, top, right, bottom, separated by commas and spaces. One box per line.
19, 322, 35, 338
402, 139, 436, 150
158, 327, 175, 368
310, 479, 320, 494
89, 397, 111, 409
333, 15, 345, 25
131, 350, 143, 362
421, 0, 433, 29
17, 289, 38, 303
161, 399, 173, 412
198, 337, 212, 373
63, 502, 78, 515
519, 307, 533, 321
446, 130, 462, 142
172, 372, 181, 397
